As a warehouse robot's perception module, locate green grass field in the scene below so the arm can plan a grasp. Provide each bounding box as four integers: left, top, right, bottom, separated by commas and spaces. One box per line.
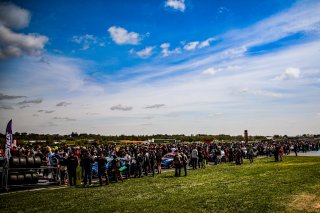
1, 156, 320, 213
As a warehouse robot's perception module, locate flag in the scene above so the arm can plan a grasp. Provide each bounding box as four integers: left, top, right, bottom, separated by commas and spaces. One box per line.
5, 119, 13, 160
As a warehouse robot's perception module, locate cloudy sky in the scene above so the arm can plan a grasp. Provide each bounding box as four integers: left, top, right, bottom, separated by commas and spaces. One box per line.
0, 0, 319, 136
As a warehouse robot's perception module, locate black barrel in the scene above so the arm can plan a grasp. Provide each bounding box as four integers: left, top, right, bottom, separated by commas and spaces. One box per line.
9, 174, 18, 185
9, 157, 19, 168
24, 173, 32, 184
34, 156, 41, 168
31, 173, 39, 184
17, 174, 24, 185
26, 156, 34, 168
19, 157, 27, 168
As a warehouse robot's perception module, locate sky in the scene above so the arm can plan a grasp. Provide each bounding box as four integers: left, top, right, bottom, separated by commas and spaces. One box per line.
0, 0, 319, 136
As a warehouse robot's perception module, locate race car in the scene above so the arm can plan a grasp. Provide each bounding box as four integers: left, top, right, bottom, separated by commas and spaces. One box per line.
161, 152, 176, 168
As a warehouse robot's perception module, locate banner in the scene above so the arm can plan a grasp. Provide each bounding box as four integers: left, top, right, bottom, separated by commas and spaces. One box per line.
5, 119, 13, 160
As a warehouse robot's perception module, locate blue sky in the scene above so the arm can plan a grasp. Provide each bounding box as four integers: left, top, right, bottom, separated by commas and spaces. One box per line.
0, 0, 319, 136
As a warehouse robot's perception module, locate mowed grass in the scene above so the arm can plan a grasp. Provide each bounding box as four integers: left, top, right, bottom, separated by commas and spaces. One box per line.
1, 156, 320, 213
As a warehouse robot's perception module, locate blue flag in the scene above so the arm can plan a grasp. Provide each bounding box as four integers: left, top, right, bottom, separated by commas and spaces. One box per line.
5, 119, 12, 160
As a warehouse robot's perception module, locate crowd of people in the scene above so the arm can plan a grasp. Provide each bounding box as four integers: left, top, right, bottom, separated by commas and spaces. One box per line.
1, 138, 319, 187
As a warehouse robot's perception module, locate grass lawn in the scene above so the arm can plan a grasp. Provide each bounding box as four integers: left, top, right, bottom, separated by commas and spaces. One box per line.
1, 156, 320, 212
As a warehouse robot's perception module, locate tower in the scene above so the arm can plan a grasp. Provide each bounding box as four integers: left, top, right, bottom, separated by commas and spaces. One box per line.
244, 130, 248, 143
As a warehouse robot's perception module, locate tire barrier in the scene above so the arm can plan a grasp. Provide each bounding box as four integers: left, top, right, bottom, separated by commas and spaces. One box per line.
31, 173, 39, 184
8, 173, 18, 185
26, 156, 34, 168
17, 174, 24, 184
34, 156, 41, 167
8, 173, 39, 185
19, 157, 27, 167
9, 156, 42, 168
9, 157, 19, 168
24, 173, 32, 184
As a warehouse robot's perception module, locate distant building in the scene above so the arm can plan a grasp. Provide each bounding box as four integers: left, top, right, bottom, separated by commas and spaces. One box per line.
152, 139, 177, 143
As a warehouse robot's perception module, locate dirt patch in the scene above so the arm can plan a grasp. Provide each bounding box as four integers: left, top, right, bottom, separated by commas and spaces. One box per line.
288, 193, 320, 212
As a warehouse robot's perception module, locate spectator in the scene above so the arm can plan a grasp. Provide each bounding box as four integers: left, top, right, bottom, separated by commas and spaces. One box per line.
95, 152, 109, 186
82, 150, 94, 186
67, 152, 78, 186
191, 147, 198, 169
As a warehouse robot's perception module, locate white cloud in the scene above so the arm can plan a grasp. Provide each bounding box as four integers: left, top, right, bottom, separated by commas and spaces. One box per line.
0, 3, 48, 60
56, 102, 72, 107
218, 7, 229, 14
72, 34, 101, 50
184, 41, 199, 51
53, 117, 76, 122
160, 43, 170, 49
110, 104, 133, 111
160, 43, 181, 57
134, 46, 155, 58
72, 34, 97, 44
17, 98, 43, 105
201, 67, 219, 76
165, 0, 186, 12
0, 3, 31, 29
276, 67, 301, 80
108, 26, 140, 45
183, 38, 215, 51
145, 104, 165, 109
198, 38, 215, 48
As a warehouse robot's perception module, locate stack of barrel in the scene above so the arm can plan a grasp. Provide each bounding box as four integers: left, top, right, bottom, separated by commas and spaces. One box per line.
8, 156, 42, 185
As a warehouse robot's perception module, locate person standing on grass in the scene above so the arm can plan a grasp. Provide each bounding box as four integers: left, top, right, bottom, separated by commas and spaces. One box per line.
156, 149, 162, 174
111, 155, 123, 182
202, 150, 207, 169
83, 150, 94, 186
198, 148, 203, 168
135, 152, 143, 178
191, 147, 198, 169
216, 148, 221, 165
182, 151, 188, 176
224, 147, 229, 163
59, 151, 68, 185
294, 143, 298, 156
235, 148, 241, 165
149, 150, 156, 177
143, 151, 150, 176
248, 145, 254, 163
67, 152, 78, 186
174, 150, 182, 177
95, 152, 109, 186
123, 152, 131, 179
279, 145, 284, 161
